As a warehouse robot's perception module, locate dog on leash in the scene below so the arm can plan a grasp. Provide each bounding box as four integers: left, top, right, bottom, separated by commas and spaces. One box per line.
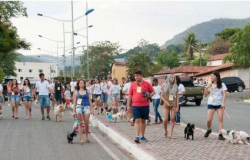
184, 123, 195, 140
54, 105, 66, 122
67, 131, 77, 144
222, 129, 250, 144
119, 107, 128, 122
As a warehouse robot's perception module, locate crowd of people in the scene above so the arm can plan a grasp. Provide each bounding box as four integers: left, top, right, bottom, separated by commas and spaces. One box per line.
0, 70, 227, 144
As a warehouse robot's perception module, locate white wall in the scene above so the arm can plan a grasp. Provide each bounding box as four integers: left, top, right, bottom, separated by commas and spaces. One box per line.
15, 62, 59, 80
207, 60, 223, 66
238, 68, 250, 88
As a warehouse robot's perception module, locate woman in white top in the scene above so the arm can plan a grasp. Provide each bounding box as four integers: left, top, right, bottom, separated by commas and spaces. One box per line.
110, 78, 121, 112
22, 79, 33, 120
93, 78, 102, 114
175, 76, 186, 124
204, 71, 227, 140
152, 78, 163, 124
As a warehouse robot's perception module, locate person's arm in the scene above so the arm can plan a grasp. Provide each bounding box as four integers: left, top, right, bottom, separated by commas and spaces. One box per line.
176, 88, 179, 111
88, 90, 94, 114
179, 85, 186, 95
72, 90, 77, 116
204, 82, 212, 97
221, 84, 227, 109
148, 83, 155, 98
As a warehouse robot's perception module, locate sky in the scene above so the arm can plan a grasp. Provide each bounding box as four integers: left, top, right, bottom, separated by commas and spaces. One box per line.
11, 1, 250, 58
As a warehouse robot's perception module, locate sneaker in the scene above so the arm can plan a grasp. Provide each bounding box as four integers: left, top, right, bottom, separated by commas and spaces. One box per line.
134, 137, 140, 143
46, 116, 51, 120
204, 129, 212, 138
42, 116, 45, 120
140, 136, 148, 142
218, 134, 225, 140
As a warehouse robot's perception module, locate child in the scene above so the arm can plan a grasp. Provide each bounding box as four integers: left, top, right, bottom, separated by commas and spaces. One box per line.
64, 88, 71, 109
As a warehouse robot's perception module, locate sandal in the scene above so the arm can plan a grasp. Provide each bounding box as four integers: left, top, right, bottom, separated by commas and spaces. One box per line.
164, 132, 168, 138
80, 141, 84, 145
85, 140, 90, 143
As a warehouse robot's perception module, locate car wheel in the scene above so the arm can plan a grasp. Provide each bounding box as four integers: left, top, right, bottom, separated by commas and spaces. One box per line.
237, 85, 244, 92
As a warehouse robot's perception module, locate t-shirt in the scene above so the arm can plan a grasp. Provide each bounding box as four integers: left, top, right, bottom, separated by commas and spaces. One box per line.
110, 84, 121, 94
70, 81, 77, 92
101, 83, 108, 93
129, 81, 154, 107
178, 84, 185, 98
0, 84, 3, 96
93, 84, 102, 95
107, 81, 113, 94
55, 82, 62, 94
18, 80, 24, 90
123, 82, 131, 98
36, 80, 49, 96
152, 85, 161, 99
208, 83, 227, 106
64, 90, 71, 99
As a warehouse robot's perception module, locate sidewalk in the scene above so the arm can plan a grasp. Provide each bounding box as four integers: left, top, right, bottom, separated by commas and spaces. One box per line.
95, 114, 250, 160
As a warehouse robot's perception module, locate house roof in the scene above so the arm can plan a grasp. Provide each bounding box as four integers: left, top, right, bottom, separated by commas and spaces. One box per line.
154, 66, 215, 75
193, 63, 234, 77
207, 53, 229, 61
113, 62, 127, 66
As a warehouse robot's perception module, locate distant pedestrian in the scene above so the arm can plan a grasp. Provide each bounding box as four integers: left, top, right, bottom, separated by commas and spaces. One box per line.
93, 78, 102, 114
70, 78, 77, 96
7, 81, 12, 107
161, 74, 179, 138
110, 78, 121, 113
64, 87, 71, 109
101, 77, 109, 112
175, 76, 186, 125
204, 71, 227, 140
127, 70, 155, 143
22, 79, 33, 120
0, 83, 3, 119
152, 78, 163, 124
35, 73, 51, 120
54, 78, 64, 105
11, 79, 20, 119
18, 77, 24, 105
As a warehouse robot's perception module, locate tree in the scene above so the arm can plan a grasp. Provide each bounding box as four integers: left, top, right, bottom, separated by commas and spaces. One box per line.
183, 32, 198, 60
126, 52, 154, 77
188, 54, 212, 66
206, 38, 229, 55
0, 68, 6, 83
0, 1, 30, 77
225, 23, 250, 68
165, 44, 183, 54
215, 28, 241, 40
156, 51, 180, 68
82, 41, 121, 78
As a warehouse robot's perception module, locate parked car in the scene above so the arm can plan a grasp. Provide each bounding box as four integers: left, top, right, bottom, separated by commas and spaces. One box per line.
221, 77, 245, 92
181, 78, 204, 106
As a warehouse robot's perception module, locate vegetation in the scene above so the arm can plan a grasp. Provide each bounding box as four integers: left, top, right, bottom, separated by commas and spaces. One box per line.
183, 32, 198, 60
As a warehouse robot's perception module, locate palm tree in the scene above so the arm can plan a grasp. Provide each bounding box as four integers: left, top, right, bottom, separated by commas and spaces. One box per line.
183, 32, 198, 60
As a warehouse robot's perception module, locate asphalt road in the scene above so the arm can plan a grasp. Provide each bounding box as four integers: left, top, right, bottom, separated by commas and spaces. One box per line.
150, 91, 250, 134
0, 102, 134, 160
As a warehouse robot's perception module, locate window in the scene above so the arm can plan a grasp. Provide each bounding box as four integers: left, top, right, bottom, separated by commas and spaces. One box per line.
18, 69, 22, 72
39, 69, 43, 73
29, 69, 32, 73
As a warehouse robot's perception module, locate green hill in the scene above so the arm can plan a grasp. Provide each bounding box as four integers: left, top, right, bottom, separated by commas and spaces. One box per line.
163, 18, 250, 47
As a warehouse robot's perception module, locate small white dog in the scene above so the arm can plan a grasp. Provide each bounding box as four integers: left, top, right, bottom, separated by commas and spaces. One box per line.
54, 105, 66, 122
222, 129, 250, 144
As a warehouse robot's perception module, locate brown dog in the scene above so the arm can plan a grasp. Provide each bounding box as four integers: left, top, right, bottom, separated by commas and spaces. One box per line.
54, 105, 65, 122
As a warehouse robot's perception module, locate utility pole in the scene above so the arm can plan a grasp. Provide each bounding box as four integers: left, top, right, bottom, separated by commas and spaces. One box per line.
63, 22, 66, 83
86, 1, 90, 79
199, 40, 202, 66
71, 0, 75, 79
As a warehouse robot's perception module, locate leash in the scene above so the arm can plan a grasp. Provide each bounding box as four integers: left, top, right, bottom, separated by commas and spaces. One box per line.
224, 109, 249, 145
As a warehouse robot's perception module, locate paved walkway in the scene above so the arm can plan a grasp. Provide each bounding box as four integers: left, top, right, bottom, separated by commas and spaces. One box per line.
96, 114, 250, 160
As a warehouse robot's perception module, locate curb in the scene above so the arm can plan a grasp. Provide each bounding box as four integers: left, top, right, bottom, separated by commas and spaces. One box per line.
243, 99, 250, 103
95, 117, 165, 160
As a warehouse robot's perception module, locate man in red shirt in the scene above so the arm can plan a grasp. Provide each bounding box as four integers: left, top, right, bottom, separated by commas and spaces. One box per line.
127, 70, 155, 143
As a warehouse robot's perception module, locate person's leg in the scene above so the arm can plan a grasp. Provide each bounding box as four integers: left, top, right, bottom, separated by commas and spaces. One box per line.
11, 97, 15, 117
163, 107, 170, 136
207, 109, 215, 130
40, 96, 45, 118
24, 100, 28, 118
141, 119, 146, 136
84, 114, 90, 141
155, 99, 162, 122
115, 96, 119, 109
217, 108, 224, 133
152, 99, 157, 122
78, 113, 84, 143
135, 118, 141, 137
176, 104, 181, 123
46, 95, 50, 117
169, 108, 177, 136
28, 101, 32, 117
15, 101, 19, 118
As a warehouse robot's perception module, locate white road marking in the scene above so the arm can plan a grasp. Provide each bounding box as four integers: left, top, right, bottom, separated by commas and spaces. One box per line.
68, 110, 120, 160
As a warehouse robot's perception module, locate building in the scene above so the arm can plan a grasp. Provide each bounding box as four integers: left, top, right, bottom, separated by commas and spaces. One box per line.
110, 61, 128, 84
206, 53, 229, 66
15, 62, 59, 80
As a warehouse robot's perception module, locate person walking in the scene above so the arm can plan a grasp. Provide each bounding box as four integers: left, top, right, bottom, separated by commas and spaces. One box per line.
127, 70, 155, 143
93, 78, 102, 114
204, 71, 227, 140
54, 78, 64, 105
64, 87, 71, 109
35, 73, 51, 120
72, 79, 93, 145
122, 76, 135, 126
152, 78, 163, 124
22, 79, 33, 120
70, 78, 77, 97
161, 74, 179, 138
10, 79, 20, 119
18, 77, 24, 105
110, 78, 121, 113
175, 76, 186, 125
7, 81, 12, 107
101, 77, 109, 112
0, 83, 3, 119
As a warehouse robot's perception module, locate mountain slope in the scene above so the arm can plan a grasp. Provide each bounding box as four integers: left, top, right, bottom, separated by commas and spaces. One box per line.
163, 18, 250, 47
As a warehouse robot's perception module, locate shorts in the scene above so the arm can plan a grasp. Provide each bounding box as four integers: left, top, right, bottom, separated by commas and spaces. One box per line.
132, 106, 149, 120
7, 93, 11, 98
76, 105, 90, 115
55, 93, 62, 101
112, 93, 119, 98
93, 94, 101, 99
101, 93, 108, 103
39, 95, 50, 108
208, 104, 221, 110
11, 95, 20, 102
66, 99, 71, 104
0, 96, 3, 103
23, 96, 32, 101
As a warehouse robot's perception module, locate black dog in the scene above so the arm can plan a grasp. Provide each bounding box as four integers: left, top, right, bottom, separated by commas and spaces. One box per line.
184, 123, 195, 140
67, 131, 77, 144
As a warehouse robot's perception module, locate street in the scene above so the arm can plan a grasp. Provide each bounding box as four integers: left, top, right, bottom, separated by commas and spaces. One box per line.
0, 103, 134, 160
150, 91, 250, 134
